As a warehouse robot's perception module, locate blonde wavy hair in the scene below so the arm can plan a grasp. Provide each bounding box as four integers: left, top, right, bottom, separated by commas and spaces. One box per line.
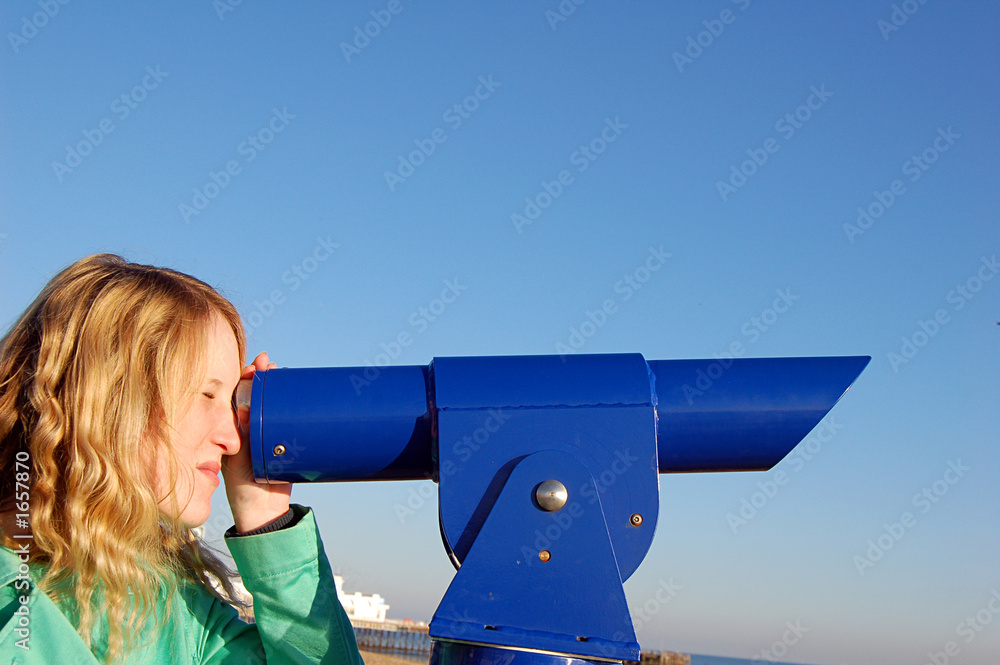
0, 253, 249, 662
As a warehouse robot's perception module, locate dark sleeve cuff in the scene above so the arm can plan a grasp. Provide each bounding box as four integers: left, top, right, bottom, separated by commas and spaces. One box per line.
224, 507, 300, 538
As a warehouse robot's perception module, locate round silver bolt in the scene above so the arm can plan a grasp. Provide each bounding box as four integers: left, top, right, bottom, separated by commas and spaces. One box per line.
535, 480, 568, 511
273, 444, 286, 456
630, 513, 643, 527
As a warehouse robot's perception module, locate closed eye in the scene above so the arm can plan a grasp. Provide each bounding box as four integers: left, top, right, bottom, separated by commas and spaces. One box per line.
203, 392, 216, 400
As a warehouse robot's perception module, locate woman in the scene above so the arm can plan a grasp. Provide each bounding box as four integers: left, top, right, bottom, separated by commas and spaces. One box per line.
0, 254, 363, 664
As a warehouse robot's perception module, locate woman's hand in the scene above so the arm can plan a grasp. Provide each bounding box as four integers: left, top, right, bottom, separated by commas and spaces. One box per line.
223, 351, 292, 533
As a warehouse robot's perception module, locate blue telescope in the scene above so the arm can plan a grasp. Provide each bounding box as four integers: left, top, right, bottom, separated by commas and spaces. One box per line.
241, 353, 869, 665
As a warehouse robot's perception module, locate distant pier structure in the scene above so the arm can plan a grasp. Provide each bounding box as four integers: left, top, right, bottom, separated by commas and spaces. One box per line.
630, 650, 691, 665
352, 621, 432, 656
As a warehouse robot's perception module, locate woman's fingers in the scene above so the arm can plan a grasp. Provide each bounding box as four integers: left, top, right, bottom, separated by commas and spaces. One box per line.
241, 352, 274, 378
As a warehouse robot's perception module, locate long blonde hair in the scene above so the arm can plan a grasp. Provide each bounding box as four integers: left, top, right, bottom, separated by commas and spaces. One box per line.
0, 254, 249, 662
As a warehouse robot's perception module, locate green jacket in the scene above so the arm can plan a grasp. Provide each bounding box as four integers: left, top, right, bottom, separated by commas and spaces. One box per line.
0, 505, 364, 664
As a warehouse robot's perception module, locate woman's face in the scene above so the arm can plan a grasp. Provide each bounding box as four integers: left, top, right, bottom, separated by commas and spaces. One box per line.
155, 314, 242, 527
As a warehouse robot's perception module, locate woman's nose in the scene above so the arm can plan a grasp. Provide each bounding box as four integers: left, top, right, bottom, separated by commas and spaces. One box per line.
216, 409, 242, 455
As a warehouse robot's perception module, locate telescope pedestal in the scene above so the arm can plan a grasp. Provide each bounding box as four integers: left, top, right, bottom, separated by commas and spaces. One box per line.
431, 641, 624, 665
430, 450, 639, 662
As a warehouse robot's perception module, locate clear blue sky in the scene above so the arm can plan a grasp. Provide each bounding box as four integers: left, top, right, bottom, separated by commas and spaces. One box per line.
1, 2, 997, 664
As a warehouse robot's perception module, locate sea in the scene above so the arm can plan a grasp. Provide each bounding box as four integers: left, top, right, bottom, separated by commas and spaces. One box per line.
688, 655, 813, 665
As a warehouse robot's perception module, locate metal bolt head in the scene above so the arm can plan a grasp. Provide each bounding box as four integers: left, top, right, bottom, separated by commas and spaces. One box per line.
273, 444, 286, 456
538, 550, 551, 562
535, 480, 568, 511
630, 513, 643, 526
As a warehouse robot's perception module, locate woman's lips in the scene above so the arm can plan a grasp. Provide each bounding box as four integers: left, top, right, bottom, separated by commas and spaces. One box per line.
197, 462, 222, 484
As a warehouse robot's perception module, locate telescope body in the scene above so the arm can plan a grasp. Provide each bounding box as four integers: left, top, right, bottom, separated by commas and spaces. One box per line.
244, 353, 869, 663
248, 354, 869, 481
